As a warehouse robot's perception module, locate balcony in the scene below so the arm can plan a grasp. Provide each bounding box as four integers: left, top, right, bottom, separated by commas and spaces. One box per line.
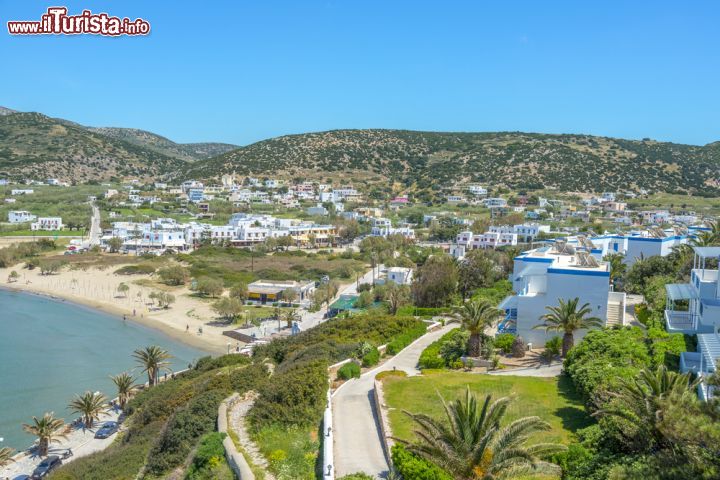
664, 310, 696, 334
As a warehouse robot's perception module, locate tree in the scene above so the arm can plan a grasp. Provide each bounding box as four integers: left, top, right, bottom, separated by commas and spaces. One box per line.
132, 345, 172, 386
22, 413, 67, 456
157, 265, 189, 286
117, 282, 130, 297
229, 282, 248, 302
605, 253, 626, 290
0, 447, 15, 468
281, 287, 298, 305
8, 270, 19, 283
282, 308, 301, 328
110, 372, 139, 410
212, 297, 244, 322
399, 389, 566, 480
385, 283, 411, 314
594, 366, 699, 452
455, 299, 501, 357
68, 391, 108, 429
412, 255, 458, 308
457, 249, 509, 298
107, 236, 124, 253
534, 297, 603, 357
38, 259, 63, 275
194, 277, 224, 297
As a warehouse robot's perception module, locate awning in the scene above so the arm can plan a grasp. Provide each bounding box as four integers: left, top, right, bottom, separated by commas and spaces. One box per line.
693, 247, 720, 259
666, 283, 698, 301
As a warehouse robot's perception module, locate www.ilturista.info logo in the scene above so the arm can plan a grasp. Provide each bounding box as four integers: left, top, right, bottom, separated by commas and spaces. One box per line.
7, 7, 150, 36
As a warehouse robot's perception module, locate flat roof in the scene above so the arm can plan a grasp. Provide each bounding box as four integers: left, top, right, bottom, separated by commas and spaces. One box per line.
666, 283, 698, 301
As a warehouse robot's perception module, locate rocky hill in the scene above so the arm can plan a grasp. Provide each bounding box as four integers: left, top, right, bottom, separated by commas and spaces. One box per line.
184, 129, 720, 195
0, 109, 237, 182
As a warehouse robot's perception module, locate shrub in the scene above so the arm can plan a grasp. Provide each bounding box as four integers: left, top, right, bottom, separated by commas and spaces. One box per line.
194, 277, 224, 297
337, 361, 361, 380
361, 347, 380, 368
418, 342, 446, 370
439, 329, 469, 365
249, 360, 328, 427
186, 432, 227, 478
495, 333, 516, 354
115, 264, 156, 275
545, 336, 562, 356
157, 265, 189, 285
391, 444, 453, 480
511, 336, 527, 358
385, 323, 428, 355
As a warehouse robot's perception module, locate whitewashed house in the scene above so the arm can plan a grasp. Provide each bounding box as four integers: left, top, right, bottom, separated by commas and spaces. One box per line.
8, 210, 36, 223
31, 217, 63, 231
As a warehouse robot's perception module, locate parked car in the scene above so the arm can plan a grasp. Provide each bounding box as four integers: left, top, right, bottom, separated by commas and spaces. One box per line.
30, 455, 62, 479
94, 421, 119, 439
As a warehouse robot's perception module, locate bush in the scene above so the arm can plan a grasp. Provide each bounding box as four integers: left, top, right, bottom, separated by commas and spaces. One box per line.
511, 336, 527, 358
564, 327, 651, 404
385, 323, 428, 355
418, 342, 446, 370
545, 336, 562, 356
495, 333, 515, 354
440, 329, 469, 365
249, 360, 328, 427
186, 432, 227, 479
194, 277, 224, 297
647, 327, 686, 369
114, 264, 156, 275
391, 444, 453, 480
337, 361, 361, 380
157, 265, 189, 285
361, 347, 380, 367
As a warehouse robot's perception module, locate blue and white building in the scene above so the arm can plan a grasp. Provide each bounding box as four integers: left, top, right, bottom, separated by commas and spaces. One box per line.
498, 243, 625, 347
671, 247, 720, 401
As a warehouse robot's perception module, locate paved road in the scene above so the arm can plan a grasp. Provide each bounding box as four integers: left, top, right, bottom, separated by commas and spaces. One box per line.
332, 324, 454, 479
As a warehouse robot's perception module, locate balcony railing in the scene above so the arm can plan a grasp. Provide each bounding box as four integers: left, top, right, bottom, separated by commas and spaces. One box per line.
664, 310, 696, 332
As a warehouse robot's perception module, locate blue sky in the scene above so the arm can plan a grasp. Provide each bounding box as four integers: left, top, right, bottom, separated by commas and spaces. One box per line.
1, 1, 719, 146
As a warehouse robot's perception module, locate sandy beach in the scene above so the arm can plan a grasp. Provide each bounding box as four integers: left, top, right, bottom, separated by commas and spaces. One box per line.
0, 265, 230, 355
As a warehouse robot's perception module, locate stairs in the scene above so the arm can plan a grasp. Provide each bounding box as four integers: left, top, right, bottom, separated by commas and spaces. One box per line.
606, 301, 623, 327
698, 334, 720, 373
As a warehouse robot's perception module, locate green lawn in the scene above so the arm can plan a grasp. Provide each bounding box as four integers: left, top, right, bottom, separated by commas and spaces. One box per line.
384, 372, 592, 445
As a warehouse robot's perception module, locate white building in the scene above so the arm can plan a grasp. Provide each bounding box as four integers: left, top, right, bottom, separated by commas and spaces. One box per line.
31, 217, 63, 231
483, 197, 507, 208
499, 243, 625, 347
467, 184, 488, 197
386, 267, 414, 285
672, 247, 720, 401
8, 210, 36, 223
11, 189, 33, 195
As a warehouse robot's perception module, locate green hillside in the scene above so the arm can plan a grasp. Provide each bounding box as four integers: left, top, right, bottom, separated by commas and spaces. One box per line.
185, 129, 720, 195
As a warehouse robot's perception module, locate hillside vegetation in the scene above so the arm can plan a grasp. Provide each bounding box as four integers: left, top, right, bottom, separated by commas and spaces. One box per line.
0, 110, 236, 182
186, 129, 720, 195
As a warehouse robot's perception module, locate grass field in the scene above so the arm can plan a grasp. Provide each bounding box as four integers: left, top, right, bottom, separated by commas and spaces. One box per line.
384, 372, 592, 445
0, 229, 82, 237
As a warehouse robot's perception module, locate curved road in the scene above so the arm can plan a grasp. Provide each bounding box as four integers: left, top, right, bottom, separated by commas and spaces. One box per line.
332, 324, 455, 479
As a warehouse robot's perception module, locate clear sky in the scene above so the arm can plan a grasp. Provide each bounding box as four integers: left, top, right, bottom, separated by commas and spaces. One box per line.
1, 0, 718, 146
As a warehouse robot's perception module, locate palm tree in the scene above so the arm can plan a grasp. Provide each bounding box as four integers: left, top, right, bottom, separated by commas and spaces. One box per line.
534, 297, 603, 357
399, 388, 566, 480
0, 447, 15, 468
132, 345, 172, 386
22, 413, 67, 456
68, 391, 108, 429
110, 372, 139, 410
282, 308, 301, 329
594, 366, 698, 450
455, 299, 502, 357
604, 253, 626, 290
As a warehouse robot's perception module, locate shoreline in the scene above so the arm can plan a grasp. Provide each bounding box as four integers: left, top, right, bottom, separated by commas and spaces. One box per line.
0, 268, 230, 355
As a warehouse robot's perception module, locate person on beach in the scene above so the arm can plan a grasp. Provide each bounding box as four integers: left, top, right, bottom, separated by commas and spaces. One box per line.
186, 324, 189, 332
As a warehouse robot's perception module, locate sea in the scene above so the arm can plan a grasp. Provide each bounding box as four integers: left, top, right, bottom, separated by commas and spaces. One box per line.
0, 288, 206, 450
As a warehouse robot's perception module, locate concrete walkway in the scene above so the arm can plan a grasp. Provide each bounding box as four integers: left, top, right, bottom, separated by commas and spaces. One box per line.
0, 410, 121, 479
332, 324, 455, 479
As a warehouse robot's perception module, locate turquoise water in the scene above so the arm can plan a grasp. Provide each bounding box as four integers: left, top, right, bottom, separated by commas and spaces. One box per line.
0, 288, 207, 450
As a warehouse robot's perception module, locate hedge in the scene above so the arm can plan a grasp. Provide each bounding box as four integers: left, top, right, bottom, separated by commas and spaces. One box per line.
385, 322, 428, 355
418, 328, 459, 369
362, 347, 381, 367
